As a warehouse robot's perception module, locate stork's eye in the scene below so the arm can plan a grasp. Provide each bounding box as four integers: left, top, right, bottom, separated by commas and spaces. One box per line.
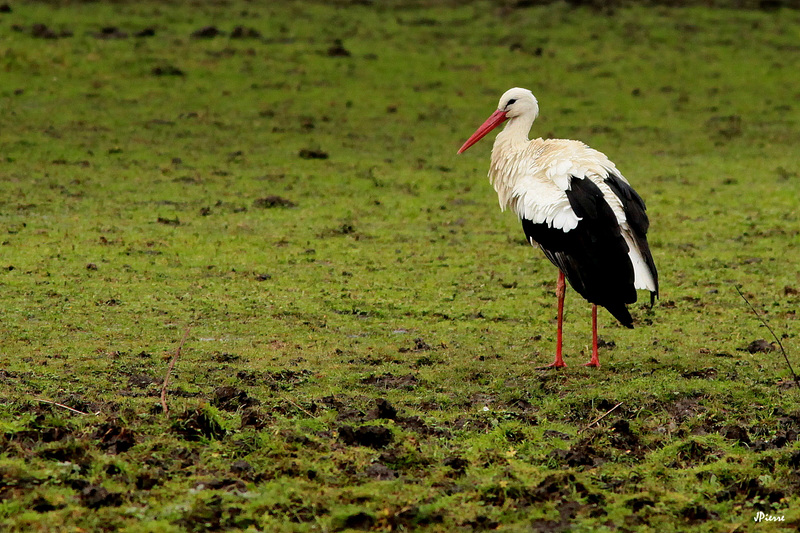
506, 99, 517, 106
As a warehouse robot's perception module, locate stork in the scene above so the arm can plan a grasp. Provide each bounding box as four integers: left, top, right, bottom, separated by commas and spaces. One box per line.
457, 87, 658, 368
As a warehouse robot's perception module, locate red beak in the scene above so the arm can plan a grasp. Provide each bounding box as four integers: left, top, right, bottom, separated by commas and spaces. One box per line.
457, 109, 508, 154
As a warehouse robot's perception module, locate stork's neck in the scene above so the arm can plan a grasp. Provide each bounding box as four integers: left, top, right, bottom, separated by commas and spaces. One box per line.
488, 113, 539, 212
494, 113, 535, 151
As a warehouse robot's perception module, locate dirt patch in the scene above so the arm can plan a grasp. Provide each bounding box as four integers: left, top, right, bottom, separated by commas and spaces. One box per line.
327, 39, 351, 57
398, 338, 432, 353
664, 398, 706, 423
298, 148, 328, 159
191, 26, 221, 39
135, 468, 167, 490
212, 386, 260, 411
38, 439, 88, 463
9, 414, 74, 448
240, 408, 270, 429
128, 373, 159, 389
607, 419, 644, 457
94, 422, 136, 454
230, 26, 261, 39
28, 23, 72, 39
157, 216, 180, 226
681, 504, 718, 523
361, 373, 419, 390
398, 415, 449, 438
93, 26, 128, 39
625, 496, 656, 512
151, 65, 185, 77
443, 456, 468, 477
460, 515, 499, 531
81, 485, 123, 509
739, 339, 776, 353
548, 443, 606, 468
338, 425, 393, 449
531, 473, 589, 502
787, 450, 800, 468
30, 496, 62, 513
681, 367, 717, 379
337, 511, 374, 530
253, 195, 296, 208
362, 398, 394, 420
751, 428, 798, 451
719, 424, 751, 445
230, 460, 254, 477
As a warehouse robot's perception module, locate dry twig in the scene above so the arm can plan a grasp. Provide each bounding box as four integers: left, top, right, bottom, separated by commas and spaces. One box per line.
578, 401, 623, 434
35, 398, 96, 416
161, 326, 190, 416
735, 285, 799, 387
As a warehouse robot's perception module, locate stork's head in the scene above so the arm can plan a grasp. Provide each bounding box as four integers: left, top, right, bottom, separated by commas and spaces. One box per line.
458, 87, 539, 154
497, 87, 539, 120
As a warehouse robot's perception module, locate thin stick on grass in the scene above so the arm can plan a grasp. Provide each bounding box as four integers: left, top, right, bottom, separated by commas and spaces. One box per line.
161, 326, 191, 416
280, 396, 316, 419
34, 398, 96, 416
734, 285, 799, 387
578, 401, 623, 434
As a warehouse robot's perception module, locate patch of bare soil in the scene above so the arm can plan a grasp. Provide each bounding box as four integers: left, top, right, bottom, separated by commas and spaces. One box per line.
548, 442, 607, 468
338, 425, 393, 449
93, 26, 128, 39
240, 407, 270, 429
253, 195, 296, 208
212, 386, 260, 411
739, 339, 776, 353
361, 373, 420, 390
298, 148, 328, 159
80, 485, 123, 509
93, 422, 136, 454
606, 419, 646, 458
191, 26, 221, 38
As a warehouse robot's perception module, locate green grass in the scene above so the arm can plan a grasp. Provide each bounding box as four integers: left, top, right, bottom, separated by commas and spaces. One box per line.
1, 1, 800, 531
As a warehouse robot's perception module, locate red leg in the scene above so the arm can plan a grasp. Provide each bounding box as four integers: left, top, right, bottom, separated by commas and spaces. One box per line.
585, 304, 600, 367
543, 271, 567, 368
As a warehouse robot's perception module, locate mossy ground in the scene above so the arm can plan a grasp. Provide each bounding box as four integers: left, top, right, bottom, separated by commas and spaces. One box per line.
1, 1, 799, 531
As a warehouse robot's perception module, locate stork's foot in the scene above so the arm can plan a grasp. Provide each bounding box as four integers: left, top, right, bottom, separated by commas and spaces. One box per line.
537, 359, 567, 370
584, 360, 600, 368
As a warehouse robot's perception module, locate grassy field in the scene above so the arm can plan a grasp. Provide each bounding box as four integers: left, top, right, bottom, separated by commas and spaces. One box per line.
1, 1, 799, 531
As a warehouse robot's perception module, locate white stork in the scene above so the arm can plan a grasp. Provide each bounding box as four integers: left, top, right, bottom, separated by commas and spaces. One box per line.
457, 87, 658, 368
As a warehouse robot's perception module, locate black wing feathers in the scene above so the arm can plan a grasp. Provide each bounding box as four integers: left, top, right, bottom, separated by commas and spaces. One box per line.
521, 176, 636, 328
605, 173, 659, 302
